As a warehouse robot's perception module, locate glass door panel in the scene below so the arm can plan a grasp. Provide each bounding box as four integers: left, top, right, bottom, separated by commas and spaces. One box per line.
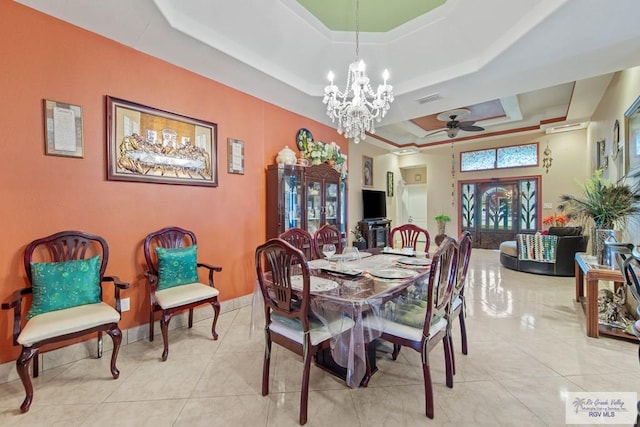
306, 180, 322, 234
283, 173, 302, 232
325, 182, 338, 228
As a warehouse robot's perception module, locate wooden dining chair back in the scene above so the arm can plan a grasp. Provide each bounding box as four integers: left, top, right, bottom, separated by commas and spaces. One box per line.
364, 236, 458, 419
448, 230, 472, 373
390, 223, 431, 254
255, 238, 353, 425
1, 230, 129, 413
143, 226, 221, 361
313, 224, 342, 259
280, 227, 316, 260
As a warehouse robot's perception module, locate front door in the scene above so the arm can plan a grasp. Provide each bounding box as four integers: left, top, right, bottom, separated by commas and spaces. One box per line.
460, 177, 540, 249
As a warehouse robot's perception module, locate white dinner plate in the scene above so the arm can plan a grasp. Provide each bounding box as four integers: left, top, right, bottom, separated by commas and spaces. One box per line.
397, 257, 432, 267
290, 275, 339, 292
368, 268, 419, 279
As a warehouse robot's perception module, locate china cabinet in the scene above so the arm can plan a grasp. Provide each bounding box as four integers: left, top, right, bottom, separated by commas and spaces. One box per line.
266, 163, 346, 240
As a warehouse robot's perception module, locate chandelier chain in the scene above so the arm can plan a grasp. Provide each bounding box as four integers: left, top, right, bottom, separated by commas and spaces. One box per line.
355, 0, 360, 60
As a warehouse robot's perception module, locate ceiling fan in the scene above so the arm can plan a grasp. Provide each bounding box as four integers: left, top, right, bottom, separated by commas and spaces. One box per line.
426, 108, 485, 138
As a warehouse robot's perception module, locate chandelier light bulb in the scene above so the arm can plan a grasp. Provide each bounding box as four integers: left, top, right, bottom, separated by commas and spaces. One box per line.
327, 71, 334, 84
382, 69, 389, 84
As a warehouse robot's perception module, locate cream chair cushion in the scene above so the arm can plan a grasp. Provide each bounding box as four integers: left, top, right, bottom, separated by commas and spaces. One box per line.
363, 316, 447, 342
18, 302, 120, 347
269, 313, 354, 346
155, 282, 219, 310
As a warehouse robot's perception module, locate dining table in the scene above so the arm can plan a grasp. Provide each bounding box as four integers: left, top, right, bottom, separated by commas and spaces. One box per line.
253, 247, 433, 388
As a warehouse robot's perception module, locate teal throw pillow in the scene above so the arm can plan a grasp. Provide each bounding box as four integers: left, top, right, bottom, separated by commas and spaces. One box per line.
28, 255, 101, 320
156, 245, 199, 290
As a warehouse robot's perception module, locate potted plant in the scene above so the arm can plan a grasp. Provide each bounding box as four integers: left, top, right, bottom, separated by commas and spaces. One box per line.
557, 169, 640, 264
434, 214, 451, 236
351, 225, 367, 250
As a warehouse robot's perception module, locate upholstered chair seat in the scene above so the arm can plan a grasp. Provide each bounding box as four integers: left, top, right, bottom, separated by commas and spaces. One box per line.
155, 283, 220, 310
17, 303, 120, 347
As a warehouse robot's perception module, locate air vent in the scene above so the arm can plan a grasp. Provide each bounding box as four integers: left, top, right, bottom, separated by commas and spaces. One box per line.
416, 93, 442, 104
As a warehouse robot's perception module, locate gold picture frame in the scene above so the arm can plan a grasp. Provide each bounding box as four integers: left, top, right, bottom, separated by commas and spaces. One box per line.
43, 99, 84, 158
107, 96, 217, 186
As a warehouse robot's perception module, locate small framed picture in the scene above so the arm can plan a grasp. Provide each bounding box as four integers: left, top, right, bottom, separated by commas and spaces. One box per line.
386, 171, 394, 197
43, 99, 84, 158
363, 156, 373, 187
228, 138, 244, 175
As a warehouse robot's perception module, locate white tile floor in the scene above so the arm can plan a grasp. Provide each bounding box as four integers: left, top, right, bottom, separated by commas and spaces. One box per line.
1, 249, 639, 426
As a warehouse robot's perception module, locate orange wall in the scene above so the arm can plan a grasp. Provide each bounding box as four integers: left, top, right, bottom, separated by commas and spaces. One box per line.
0, 2, 347, 363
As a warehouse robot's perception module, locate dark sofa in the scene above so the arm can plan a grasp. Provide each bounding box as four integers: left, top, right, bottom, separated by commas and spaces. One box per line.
499, 227, 589, 277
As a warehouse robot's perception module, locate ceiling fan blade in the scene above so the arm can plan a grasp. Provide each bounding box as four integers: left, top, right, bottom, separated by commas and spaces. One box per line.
457, 120, 475, 127
423, 128, 447, 137
458, 124, 484, 132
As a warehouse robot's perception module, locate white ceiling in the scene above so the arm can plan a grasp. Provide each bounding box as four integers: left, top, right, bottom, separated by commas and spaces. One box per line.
16, 0, 640, 150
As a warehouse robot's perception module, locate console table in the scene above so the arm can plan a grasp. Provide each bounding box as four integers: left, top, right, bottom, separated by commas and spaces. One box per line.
574, 252, 630, 340
358, 219, 391, 249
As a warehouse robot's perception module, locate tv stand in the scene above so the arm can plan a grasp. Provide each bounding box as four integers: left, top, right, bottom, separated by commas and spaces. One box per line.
358, 219, 391, 249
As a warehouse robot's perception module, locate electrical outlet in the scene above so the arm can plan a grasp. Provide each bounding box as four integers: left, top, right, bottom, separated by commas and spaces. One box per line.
121, 297, 130, 312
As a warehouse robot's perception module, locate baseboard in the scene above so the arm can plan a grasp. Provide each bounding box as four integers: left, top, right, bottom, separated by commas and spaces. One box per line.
0, 293, 254, 385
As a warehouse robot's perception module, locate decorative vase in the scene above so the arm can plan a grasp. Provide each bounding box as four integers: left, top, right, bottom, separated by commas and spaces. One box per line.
591, 228, 617, 266
436, 220, 446, 236
276, 145, 297, 165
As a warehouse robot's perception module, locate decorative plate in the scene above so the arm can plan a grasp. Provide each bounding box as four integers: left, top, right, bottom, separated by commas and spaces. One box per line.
368, 268, 419, 279
398, 257, 432, 266
291, 275, 338, 292
296, 128, 313, 151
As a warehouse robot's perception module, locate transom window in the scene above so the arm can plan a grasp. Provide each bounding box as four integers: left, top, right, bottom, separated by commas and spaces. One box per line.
461, 143, 538, 172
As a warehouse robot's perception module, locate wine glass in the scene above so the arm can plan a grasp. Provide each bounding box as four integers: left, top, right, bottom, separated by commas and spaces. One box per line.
322, 243, 336, 260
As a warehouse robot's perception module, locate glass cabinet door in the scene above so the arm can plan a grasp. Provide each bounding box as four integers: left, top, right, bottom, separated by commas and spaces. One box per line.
283, 172, 302, 232
306, 179, 322, 234
325, 182, 339, 228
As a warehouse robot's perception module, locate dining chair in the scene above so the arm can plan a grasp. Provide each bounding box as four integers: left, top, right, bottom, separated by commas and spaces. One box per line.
363, 236, 459, 419
1, 230, 129, 413
143, 226, 221, 361
448, 230, 472, 374
313, 224, 342, 259
280, 227, 316, 260
255, 238, 353, 425
390, 223, 431, 254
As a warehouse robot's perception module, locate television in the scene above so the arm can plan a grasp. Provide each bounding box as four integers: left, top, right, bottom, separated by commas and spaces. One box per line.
362, 189, 387, 220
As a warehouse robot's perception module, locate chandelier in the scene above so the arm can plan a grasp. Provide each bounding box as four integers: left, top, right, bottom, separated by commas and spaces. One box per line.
322, 0, 394, 143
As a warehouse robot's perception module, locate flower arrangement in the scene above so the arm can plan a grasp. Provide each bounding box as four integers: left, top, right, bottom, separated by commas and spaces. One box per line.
351, 225, 365, 242
301, 140, 345, 166
542, 213, 568, 227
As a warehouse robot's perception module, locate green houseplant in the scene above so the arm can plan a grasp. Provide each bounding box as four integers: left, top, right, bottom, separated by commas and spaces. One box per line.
557, 169, 640, 263
351, 225, 367, 250
434, 214, 451, 236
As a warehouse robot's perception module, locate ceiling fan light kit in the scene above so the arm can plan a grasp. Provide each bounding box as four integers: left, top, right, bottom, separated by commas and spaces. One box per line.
322, 0, 394, 143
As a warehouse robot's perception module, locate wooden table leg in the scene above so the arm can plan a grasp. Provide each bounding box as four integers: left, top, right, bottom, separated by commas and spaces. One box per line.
575, 261, 584, 303
585, 274, 599, 338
